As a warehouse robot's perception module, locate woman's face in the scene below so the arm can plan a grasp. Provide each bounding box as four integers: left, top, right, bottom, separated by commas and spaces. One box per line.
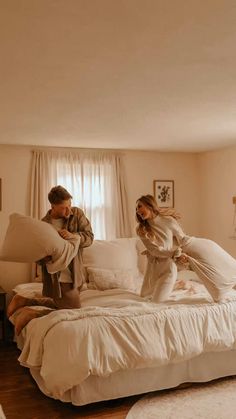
136, 200, 153, 220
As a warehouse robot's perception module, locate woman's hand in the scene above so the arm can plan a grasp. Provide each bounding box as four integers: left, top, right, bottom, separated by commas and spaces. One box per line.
176, 253, 189, 265
173, 247, 182, 260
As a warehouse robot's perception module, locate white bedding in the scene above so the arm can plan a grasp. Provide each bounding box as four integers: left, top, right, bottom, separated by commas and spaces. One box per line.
15, 283, 236, 399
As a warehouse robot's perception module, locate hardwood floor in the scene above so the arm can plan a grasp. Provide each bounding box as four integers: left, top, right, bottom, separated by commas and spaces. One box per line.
0, 341, 140, 419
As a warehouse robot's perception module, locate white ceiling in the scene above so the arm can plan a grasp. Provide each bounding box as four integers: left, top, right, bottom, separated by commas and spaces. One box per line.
1, 0, 236, 152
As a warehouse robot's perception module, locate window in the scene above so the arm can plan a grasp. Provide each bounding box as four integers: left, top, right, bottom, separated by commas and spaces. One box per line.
31, 150, 131, 239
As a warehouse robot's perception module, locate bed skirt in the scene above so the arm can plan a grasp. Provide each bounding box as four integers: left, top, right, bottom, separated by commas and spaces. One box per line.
29, 349, 236, 406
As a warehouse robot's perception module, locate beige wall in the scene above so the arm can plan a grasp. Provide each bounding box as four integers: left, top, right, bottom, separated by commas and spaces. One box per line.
0, 145, 32, 296
0, 145, 200, 297
123, 150, 200, 235
198, 145, 236, 258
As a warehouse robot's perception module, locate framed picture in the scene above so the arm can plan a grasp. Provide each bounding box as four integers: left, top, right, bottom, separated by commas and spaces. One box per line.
153, 179, 174, 208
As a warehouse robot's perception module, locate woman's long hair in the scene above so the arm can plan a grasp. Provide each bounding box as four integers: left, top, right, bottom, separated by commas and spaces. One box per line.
136, 194, 180, 238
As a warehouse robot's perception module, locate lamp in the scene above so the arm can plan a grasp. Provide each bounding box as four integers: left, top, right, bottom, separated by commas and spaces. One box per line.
230, 196, 236, 239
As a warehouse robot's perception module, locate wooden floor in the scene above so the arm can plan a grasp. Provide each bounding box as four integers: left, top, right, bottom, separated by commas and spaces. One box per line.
0, 340, 140, 419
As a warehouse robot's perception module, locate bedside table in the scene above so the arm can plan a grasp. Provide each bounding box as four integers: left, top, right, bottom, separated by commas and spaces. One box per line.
0, 286, 7, 341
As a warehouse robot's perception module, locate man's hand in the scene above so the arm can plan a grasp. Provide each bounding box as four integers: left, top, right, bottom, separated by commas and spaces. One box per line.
58, 229, 77, 240
36, 255, 52, 265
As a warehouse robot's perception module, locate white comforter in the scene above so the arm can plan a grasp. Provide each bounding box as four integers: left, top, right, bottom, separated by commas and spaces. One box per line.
17, 284, 236, 398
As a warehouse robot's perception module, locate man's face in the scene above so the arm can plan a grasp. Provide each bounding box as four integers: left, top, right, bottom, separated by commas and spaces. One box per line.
51, 199, 72, 219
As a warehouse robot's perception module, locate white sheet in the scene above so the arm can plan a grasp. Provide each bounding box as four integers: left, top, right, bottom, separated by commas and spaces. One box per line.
16, 283, 236, 398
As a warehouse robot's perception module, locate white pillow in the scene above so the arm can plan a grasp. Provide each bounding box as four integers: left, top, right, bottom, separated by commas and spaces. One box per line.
13, 282, 43, 297
86, 267, 137, 291
0, 213, 66, 263
83, 238, 140, 275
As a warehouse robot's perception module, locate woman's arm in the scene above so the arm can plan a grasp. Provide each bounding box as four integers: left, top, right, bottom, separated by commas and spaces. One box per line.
140, 236, 181, 259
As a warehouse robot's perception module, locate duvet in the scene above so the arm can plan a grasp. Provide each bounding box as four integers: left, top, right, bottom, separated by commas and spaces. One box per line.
17, 284, 236, 398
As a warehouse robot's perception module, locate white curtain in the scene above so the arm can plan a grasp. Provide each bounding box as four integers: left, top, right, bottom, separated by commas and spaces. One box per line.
30, 150, 131, 239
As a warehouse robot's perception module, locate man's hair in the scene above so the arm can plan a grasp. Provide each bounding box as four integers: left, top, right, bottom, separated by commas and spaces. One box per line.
48, 185, 72, 204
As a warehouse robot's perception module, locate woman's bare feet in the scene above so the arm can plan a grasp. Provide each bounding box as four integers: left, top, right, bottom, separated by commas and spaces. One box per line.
173, 279, 187, 290
174, 279, 197, 294
7, 294, 28, 318
187, 284, 197, 295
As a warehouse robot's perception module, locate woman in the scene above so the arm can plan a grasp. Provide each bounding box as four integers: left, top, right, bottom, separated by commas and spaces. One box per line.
136, 194, 236, 303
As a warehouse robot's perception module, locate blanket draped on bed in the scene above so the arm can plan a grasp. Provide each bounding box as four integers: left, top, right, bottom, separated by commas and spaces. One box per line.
17, 290, 236, 398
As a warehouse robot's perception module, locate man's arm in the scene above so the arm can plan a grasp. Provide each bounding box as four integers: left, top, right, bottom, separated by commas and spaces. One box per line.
73, 209, 94, 248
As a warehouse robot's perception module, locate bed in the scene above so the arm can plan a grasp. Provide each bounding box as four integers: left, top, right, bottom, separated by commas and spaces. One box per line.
9, 237, 236, 406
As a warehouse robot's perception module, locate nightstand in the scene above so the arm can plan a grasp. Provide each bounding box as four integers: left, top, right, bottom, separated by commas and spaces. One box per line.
0, 286, 7, 341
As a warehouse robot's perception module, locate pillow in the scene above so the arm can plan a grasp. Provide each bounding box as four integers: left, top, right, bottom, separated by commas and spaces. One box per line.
0, 213, 68, 263
12, 282, 43, 297
86, 267, 137, 291
83, 238, 140, 275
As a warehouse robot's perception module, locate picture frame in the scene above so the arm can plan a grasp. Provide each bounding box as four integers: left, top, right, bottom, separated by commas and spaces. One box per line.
0, 178, 1, 211
153, 179, 174, 208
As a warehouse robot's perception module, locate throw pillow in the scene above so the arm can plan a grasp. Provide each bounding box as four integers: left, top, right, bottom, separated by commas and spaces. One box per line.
86, 267, 136, 291
83, 238, 140, 276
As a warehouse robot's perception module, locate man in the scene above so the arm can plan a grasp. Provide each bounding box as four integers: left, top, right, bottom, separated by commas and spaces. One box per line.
7, 185, 94, 334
